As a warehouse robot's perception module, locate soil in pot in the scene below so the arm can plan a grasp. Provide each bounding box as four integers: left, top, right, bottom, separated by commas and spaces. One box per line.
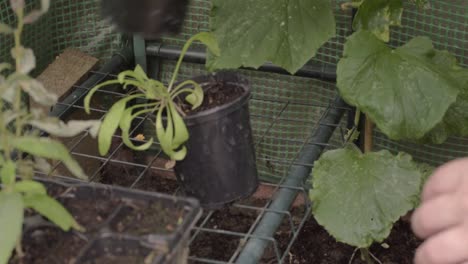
110, 200, 186, 236
9, 227, 86, 264
178, 81, 244, 114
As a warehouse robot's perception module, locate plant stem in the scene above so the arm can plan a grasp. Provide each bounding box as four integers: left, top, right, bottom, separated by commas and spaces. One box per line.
360, 248, 374, 264
13, 8, 25, 160
364, 115, 374, 153
15, 238, 24, 258
167, 35, 199, 92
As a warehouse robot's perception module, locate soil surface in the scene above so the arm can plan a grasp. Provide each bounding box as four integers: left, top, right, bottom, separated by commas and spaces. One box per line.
100, 164, 422, 264
189, 206, 422, 264
111, 201, 186, 235
180, 81, 244, 114
289, 218, 421, 264
59, 188, 122, 232
83, 255, 148, 264
9, 227, 86, 264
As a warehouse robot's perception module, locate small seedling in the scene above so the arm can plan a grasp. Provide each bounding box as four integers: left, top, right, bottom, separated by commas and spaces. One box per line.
84, 32, 220, 161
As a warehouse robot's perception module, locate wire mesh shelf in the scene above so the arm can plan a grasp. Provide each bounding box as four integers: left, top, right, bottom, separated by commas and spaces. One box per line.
38, 60, 351, 263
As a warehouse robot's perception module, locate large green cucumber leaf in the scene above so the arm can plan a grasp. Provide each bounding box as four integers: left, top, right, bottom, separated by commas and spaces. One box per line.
310, 145, 423, 248
353, 0, 403, 42
421, 52, 468, 144
207, 0, 336, 74
337, 31, 462, 141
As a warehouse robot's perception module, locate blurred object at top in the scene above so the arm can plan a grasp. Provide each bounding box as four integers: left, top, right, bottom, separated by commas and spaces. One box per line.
100, 0, 189, 39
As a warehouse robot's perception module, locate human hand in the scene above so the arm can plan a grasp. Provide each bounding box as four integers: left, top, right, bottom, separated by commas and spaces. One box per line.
411, 158, 468, 264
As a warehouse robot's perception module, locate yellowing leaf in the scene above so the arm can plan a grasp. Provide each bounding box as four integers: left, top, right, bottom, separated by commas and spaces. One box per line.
11, 136, 87, 180
11, 47, 36, 74
29, 119, 101, 138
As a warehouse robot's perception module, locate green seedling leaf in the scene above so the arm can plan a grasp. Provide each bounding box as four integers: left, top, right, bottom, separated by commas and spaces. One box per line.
11, 136, 87, 180
172, 80, 204, 109
11, 46, 36, 74
353, 0, 403, 42
168, 102, 189, 149
118, 66, 149, 84
0, 192, 23, 264
20, 78, 58, 106
207, 0, 336, 74
0, 160, 16, 185
156, 106, 174, 158
0, 23, 13, 34
156, 105, 188, 161
190, 32, 220, 57
83, 79, 121, 114
145, 80, 167, 100
311, 146, 423, 248
155, 106, 187, 161
23, 194, 80, 231
1, 72, 30, 104
168, 32, 221, 90
98, 94, 142, 156
337, 32, 461, 141
14, 180, 47, 195
120, 106, 154, 151
29, 119, 101, 138
133, 65, 149, 82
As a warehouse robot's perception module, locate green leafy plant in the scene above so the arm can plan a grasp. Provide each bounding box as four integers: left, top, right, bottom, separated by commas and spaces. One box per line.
208, 0, 465, 262
207, 0, 336, 74
84, 32, 220, 161
0, 1, 101, 263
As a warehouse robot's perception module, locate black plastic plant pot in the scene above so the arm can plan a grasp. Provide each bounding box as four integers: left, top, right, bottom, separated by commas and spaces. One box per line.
174, 72, 259, 209
100, 0, 189, 39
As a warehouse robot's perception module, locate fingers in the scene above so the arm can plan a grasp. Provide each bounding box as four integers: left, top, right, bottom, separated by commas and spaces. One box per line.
414, 222, 468, 264
411, 193, 463, 239
422, 158, 468, 202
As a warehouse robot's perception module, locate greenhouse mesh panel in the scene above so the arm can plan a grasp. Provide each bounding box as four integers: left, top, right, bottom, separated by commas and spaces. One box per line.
41, 66, 350, 263
0, 1, 466, 166
152, 0, 468, 168
0, 0, 123, 75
